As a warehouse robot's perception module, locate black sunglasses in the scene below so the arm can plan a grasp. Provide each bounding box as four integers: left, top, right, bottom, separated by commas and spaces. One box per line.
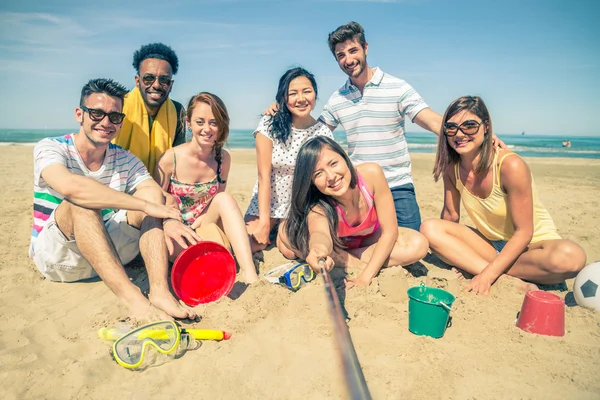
444, 119, 487, 137
140, 74, 173, 87
80, 106, 126, 124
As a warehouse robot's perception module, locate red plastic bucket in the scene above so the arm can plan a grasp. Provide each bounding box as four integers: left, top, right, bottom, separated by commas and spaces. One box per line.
171, 241, 236, 306
515, 290, 565, 337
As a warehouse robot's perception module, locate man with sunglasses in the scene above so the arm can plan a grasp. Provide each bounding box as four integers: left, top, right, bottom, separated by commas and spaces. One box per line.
30, 78, 196, 321
113, 43, 186, 175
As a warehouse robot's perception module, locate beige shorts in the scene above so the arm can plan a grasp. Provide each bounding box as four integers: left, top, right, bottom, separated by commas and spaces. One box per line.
32, 209, 140, 282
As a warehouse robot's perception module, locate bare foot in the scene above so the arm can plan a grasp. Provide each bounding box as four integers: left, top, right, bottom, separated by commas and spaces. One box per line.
125, 297, 171, 322
241, 270, 260, 284
451, 267, 472, 280
149, 291, 197, 319
496, 274, 539, 293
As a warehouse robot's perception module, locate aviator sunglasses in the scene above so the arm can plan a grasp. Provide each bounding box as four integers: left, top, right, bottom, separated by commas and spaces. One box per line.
80, 106, 126, 124
443, 119, 487, 137
140, 74, 173, 87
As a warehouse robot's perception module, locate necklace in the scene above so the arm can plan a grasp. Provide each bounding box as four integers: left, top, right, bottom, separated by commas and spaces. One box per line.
342, 188, 362, 217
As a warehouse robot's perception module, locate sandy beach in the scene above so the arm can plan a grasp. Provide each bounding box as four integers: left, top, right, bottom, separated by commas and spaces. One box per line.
1, 145, 599, 400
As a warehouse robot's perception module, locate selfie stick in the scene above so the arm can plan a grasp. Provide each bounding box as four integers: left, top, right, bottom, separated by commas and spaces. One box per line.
319, 259, 372, 400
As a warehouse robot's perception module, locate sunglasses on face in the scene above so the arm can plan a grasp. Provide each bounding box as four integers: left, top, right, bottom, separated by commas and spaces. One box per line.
140, 74, 173, 87
80, 105, 126, 124
443, 119, 486, 137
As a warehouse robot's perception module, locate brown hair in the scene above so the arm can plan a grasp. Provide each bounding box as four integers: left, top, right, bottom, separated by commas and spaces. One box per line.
186, 92, 229, 180
327, 21, 366, 56
433, 96, 493, 182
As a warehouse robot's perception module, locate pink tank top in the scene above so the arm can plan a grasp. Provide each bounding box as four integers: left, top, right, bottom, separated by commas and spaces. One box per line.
336, 173, 380, 240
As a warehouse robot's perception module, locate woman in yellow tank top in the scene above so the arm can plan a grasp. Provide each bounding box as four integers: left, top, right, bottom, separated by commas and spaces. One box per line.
420, 96, 586, 295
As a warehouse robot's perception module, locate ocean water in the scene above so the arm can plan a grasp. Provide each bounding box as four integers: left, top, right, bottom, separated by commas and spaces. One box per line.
1, 129, 599, 159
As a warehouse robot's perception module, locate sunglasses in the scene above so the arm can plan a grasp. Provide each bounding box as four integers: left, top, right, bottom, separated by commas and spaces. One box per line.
80, 105, 126, 124
140, 74, 173, 87
444, 120, 486, 137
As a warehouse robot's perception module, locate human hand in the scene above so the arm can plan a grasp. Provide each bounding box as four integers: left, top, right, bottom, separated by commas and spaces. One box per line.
464, 269, 498, 295
143, 201, 181, 220
163, 219, 201, 256
306, 247, 334, 273
263, 102, 279, 117
251, 222, 271, 246
345, 274, 372, 289
491, 133, 508, 149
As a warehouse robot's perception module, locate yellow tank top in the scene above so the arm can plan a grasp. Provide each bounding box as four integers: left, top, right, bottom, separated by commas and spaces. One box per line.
454, 149, 561, 243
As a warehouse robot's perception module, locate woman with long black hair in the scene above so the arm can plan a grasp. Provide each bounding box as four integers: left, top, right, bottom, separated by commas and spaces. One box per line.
281, 136, 429, 286
245, 67, 333, 255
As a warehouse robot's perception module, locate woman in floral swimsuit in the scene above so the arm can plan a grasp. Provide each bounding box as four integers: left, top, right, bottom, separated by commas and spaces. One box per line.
155, 92, 259, 284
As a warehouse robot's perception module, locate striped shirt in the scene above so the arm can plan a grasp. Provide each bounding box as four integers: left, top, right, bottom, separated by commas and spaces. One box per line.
30, 134, 151, 256
319, 68, 428, 188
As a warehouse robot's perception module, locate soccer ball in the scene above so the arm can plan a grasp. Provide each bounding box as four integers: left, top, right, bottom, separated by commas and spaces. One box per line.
574, 261, 600, 312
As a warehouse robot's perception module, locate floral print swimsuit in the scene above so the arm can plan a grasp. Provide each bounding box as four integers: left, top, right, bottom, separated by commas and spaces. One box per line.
168, 152, 224, 226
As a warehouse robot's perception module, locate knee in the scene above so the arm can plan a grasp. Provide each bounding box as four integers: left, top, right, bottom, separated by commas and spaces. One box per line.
419, 219, 442, 246
276, 232, 297, 260
278, 244, 297, 260
64, 202, 102, 219
410, 231, 430, 259
213, 192, 240, 210
547, 241, 587, 275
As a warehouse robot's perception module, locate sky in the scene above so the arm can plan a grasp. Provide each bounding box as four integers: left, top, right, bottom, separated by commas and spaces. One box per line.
0, 0, 598, 135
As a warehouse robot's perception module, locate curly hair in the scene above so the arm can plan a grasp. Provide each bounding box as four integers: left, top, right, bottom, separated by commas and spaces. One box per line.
132, 43, 179, 74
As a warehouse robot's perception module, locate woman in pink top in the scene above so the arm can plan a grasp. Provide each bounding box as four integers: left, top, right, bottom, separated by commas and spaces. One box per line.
281, 136, 428, 287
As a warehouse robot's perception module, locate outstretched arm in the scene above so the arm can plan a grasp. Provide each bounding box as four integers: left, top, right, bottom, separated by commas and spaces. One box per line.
414, 108, 443, 136
41, 164, 179, 220
305, 209, 336, 272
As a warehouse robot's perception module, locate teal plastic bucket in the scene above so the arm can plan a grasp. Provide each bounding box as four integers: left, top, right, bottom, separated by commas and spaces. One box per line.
407, 283, 456, 338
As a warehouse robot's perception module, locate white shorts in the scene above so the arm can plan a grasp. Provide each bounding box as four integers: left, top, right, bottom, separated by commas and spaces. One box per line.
32, 209, 141, 282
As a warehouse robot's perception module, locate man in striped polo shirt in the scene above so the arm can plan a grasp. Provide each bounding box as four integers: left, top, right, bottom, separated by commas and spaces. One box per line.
319, 22, 444, 231
30, 78, 196, 320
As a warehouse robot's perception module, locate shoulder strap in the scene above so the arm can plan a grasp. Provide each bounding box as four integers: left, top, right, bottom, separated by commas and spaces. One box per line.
454, 162, 460, 184
496, 150, 516, 186
172, 151, 178, 181
356, 172, 375, 208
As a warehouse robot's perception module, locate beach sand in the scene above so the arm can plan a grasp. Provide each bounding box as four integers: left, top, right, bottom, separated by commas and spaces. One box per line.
1, 146, 599, 399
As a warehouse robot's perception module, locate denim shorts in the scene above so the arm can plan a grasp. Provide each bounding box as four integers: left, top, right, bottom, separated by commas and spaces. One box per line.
490, 240, 508, 254
390, 183, 422, 231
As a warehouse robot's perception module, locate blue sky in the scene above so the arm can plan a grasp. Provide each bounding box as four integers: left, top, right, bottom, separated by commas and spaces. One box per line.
1, 0, 598, 135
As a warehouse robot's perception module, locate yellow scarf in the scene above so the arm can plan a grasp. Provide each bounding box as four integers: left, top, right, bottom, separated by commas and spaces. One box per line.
113, 87, 177, 174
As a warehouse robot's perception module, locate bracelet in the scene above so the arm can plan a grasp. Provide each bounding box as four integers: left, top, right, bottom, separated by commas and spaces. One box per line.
162, 218, 180, 227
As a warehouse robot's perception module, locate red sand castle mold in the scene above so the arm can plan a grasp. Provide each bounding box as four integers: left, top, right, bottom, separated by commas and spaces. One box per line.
171, 241, 236, 306
516, 290, 565, 337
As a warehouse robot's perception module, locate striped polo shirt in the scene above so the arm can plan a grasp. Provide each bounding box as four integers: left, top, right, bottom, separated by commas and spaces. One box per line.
30, 134, 151, 257
320, 68, 428, 188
